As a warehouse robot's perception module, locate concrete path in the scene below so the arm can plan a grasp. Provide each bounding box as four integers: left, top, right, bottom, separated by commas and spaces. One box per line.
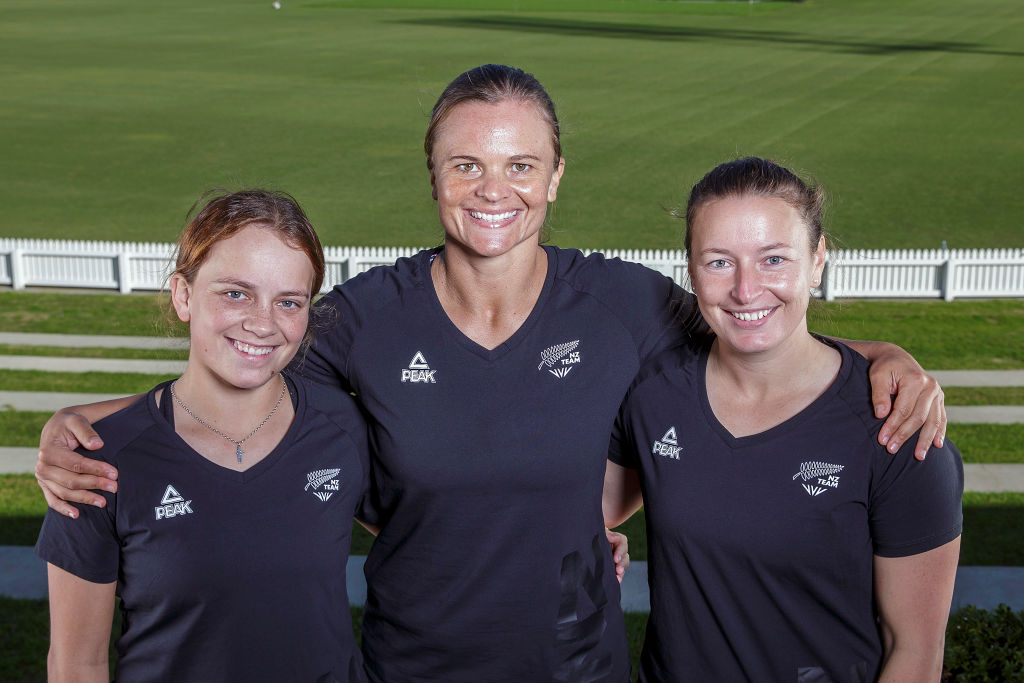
0, 391, 135, 412
930, 370, 1024, 387
0, 332, 187, 350
0, 355, 185, 374
5, 389, 1021, 422
946, 406, 1024, 424
2, 546, 1019, 613
3, 446, 1021, 492
0, 333, 1021, 387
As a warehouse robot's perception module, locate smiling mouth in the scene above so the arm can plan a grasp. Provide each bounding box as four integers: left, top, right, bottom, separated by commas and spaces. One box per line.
469, 209, 518, 222
232, 339, 275, 356
730, 308, 776, 322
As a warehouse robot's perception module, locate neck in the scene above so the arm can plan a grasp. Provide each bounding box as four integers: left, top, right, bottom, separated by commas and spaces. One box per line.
708, 329, 830, 399
432, 242, 548, 349
172, 369, 285, 433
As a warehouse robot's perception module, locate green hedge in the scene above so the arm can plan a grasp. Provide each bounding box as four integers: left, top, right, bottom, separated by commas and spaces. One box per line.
944, 604, 1024, 682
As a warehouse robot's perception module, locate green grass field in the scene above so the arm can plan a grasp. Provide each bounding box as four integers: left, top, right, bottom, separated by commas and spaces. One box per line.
2, 0, 1022, 249
2, 291, 1022, 368
1, 1, 1022, 678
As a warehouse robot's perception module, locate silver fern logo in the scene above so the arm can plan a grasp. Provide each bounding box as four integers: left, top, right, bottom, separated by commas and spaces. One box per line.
793, 461, 844, 497
305, 468, 341, 502
537, 340, 581, 378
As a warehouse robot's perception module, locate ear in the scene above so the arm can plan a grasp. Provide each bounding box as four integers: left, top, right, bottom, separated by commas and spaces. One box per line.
547, 157, 566, 203
811, 235, 826, 285
170, 273, 193, 323
430, 170, 438, 201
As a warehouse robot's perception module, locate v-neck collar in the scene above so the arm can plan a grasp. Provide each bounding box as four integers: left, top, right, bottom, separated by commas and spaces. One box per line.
149, 374, 303, 483
697, 338, 851, 450
422, 245, 558, 362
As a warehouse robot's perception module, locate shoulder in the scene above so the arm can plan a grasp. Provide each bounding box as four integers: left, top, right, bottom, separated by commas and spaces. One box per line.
549, 246, 674, 296
546, 245, 696, 347
88, 386, 165, 466
303, 248, 437, 383
623, 338, 707, 412
318, 248, 436, 315
636, 338, 705, 388
289, 375, 368, 450
827, 339, 892, 440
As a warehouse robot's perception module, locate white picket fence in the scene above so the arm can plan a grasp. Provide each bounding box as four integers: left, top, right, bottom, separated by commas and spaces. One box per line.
0, 238, 1022, 301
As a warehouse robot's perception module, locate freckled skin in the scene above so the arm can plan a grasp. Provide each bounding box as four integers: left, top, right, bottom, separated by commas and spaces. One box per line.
429, 100, 564, 264
689, 195, 826, 359
170, 226, 314, 394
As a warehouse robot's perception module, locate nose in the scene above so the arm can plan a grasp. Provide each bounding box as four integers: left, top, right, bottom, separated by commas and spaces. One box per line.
732, 262, 761, 304
476, 169, 510, 203
242, 303, 275, 337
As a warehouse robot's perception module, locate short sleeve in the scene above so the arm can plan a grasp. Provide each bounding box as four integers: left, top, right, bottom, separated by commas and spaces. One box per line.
35, 485, 119, 584
607, 397, 641, 470
290, 288, 356, 395
558, 250, 699, 367
869, 438, 964, 558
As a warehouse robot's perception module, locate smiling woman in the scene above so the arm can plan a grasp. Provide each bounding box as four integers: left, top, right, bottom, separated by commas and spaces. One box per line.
34, 190, 371, 682
604, 158, 963, 681
33, 67, 948, 683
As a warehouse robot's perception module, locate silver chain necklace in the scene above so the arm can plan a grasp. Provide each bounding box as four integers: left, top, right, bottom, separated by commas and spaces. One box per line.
169, 375, 287, 463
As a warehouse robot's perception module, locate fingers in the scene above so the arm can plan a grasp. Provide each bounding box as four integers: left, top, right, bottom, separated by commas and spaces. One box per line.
877, 374, 942, 460
38, 443, 117, 481
615, 552, 630, 584
916, 392, 947, 459
35, 432, 119, 515
606, 528, 631, 584
37, 479, 85, 519
35, 459, 114, 510
870, 371, 897, 422
54, 413, 105, 453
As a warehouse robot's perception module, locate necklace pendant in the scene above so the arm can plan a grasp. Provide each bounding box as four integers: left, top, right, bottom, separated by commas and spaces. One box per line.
236, 445, 244, 463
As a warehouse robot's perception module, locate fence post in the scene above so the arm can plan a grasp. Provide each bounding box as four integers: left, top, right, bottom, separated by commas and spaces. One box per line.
11, 248, 25, 290
942, 256, 956, 302
820, 260, 833, 301
117, 252, 132, 294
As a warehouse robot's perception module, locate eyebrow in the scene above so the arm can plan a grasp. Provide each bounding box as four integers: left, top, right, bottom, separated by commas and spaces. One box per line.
446, 153, 544, 163
212, 278, 310, 299
699, 242, 794, 255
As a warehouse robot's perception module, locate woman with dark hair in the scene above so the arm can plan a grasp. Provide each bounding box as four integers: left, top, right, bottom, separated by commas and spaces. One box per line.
36, 190, 370, 681
604, 158, 962, 681
35, 68, 946, 681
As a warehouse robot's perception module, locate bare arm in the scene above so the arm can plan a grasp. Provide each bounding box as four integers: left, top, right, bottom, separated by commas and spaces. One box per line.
36, 395, 140, 518
842, 339, 946, 461
46, 563, 116, 683
874, 536, 961, 682
356, 519, 381, 536
603, 460, 644, 530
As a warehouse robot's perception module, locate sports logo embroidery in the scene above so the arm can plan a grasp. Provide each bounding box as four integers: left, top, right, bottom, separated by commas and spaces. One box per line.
652, 427, 682, 459
537, 340, 581, 378
154, 484, 193, 520
793, 461, 844, 497
401, 351, 436, 383
305, 468, 341, 502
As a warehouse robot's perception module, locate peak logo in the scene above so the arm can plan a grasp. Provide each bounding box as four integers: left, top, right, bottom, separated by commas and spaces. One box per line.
537, 340, 582, 379
401, 351, 436, 383
154, 484, 193, 520
652, 427, 682, 459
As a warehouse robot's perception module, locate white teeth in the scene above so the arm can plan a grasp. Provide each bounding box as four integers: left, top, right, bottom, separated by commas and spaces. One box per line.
470, 210, 517, 221
234, 340, 273, 356
730, 309, 772, 322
